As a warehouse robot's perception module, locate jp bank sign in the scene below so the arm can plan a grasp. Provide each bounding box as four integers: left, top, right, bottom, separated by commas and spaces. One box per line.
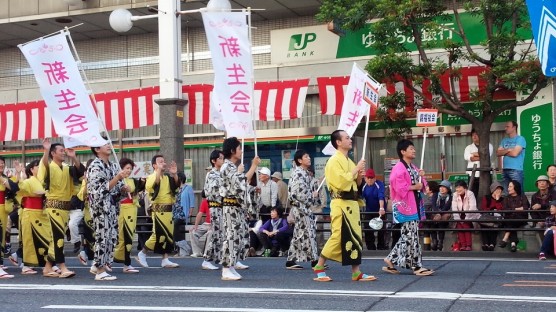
271, 25, 340, 64
288, 33, 317, 57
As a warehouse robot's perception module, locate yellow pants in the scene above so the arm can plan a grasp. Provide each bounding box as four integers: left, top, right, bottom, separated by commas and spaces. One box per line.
21, 209, 51, 267
46, 208, 70, 263
144, 211, 174, 255
320, 199, 363, 266
114, 204, 138, 265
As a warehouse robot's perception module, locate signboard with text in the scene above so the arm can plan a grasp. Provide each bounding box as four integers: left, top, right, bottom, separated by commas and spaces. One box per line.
270, 12, 531, 64
441, 102, 516, 126
416, 109, 438, 127
525, 0, 556, 76
271, 25, 340, 64
517, 86, 554, 192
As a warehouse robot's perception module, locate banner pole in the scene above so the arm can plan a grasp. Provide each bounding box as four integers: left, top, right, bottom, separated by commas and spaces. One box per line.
360, 104, 371, 161
19, 24, 83, 46
420, 127, 427, 170
246, 7, 258, 157
241, 137, 245, 165
316, 177, 326, 192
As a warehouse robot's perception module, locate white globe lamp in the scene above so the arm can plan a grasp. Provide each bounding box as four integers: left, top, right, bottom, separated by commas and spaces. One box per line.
109, 9, 134, 33
207, 0, 231, 11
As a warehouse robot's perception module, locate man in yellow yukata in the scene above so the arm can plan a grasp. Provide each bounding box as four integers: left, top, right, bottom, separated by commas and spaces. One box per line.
135, 154, 180, 268
38, 138, 84, 278
313, 130, 377, 282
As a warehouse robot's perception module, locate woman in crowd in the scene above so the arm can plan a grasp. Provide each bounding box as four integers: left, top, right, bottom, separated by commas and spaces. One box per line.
452, 180, 479, 251
285, 149, 319, 270
479, 182, 504, 251
500, 180, 530, 252
114, 157, 144, 273
538, 200, 556, 260
428, 180, 452, 251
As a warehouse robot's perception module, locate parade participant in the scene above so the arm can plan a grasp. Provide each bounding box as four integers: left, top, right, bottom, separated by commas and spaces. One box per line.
87, 140, 129, 281
383, 139, 434, 276
114, 157, 144, 274
192, 195, 218, 270
135, 154, 180, 269
67, 180, 85, 254
220, 137, 260, 281
15, 160, 47, 275
313, 130, 376, 282
307, 167, 326, 249
203, 150, 225, 269
77, 159, 95, 268
38, 138, 84, 278
0, 156, 18, 270
285, 149, 319, 270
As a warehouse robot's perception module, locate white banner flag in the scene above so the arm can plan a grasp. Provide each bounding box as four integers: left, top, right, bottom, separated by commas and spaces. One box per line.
18, 32, 107, 148
322, 63, 380, 155
202, 11, 254, 138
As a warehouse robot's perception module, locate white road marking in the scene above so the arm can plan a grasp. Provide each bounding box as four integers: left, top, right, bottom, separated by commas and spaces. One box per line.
0, 284, 552, 305
506, 272, 556, 276
42, 306, 365, 312
363, 256, 540, 262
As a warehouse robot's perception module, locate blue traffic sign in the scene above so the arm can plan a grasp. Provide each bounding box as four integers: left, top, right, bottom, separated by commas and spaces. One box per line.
526, 0, 556, 76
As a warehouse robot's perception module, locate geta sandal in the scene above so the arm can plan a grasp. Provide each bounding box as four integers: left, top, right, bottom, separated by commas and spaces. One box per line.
382, 266, 400, 274
413, 268, 434, 276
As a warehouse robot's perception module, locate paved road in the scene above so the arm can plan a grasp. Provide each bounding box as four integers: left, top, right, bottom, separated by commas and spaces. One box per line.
1, 255, 555, 311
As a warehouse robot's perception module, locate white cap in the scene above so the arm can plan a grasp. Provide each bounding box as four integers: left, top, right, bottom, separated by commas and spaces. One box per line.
258, 167, 271, 176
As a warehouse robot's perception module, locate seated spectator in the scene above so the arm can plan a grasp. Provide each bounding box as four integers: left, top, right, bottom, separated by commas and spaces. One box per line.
452, 180, 479, 251
479, 182, 504, 251
251, 207, 291, 257
429, 180, 452, 251
530, 175, 556, 232
500, 180, 530, 252
538, 200, 556, 260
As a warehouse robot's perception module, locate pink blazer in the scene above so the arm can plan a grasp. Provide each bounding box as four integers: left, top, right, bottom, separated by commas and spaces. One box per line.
452, 190, 480, 220
389, 161, 427, 213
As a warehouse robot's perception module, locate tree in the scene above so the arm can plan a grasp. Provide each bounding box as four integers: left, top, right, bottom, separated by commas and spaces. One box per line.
317, 0, 549, 198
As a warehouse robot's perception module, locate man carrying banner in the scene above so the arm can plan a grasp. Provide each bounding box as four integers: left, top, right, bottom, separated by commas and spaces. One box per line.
313, 130, 376, 282
202, 150, 225, 270
38, 138, 84, 278
220, 137, 260, 281
383, 139, 434, 276
86, 139, 129, 281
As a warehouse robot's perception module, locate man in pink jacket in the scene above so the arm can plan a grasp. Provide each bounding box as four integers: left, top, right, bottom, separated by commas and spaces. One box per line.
383, 139, 434, 276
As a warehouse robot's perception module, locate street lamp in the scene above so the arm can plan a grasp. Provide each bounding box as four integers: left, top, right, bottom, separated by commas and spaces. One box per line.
109, 0, 231, 170
206, 0, 232, 11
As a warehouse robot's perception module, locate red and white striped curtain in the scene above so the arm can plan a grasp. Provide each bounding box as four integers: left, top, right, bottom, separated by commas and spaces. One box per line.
317, 66, 516, 116
0, 79, 310, 142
